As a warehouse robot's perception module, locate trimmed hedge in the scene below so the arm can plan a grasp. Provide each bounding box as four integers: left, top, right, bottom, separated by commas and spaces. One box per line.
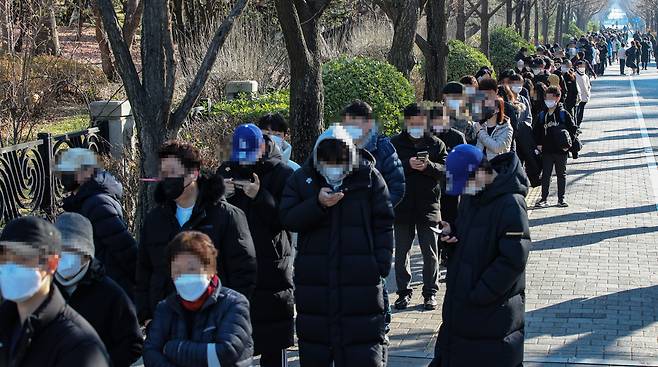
323, 56, 415, 135
208, 90, 290, 122
490, 26, 534, 74
447, 40, 495, 82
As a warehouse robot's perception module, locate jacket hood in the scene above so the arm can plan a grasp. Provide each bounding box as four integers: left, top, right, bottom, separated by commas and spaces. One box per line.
477, 152, 529, 204
74, 170, 122, 200
313, 124, 359, 171
154, 172, 225, 207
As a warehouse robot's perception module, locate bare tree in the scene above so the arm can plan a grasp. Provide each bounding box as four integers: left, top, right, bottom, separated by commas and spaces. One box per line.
273, 0, 330, 162
417, 0, 448, 101
470, 0, 505, 56
96, 0, 248, 218
375, 0, 424, 78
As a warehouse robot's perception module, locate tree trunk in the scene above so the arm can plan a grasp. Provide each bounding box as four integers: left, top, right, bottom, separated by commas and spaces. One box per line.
541, 2, 549, 44
534, 0, 539, 44
514, 0, 522, 33
524, 0, 532, 40
274, 0, 327, 163
506, 0, 513, 26
35, 0, 60, 55
387, 0, 421, 79
422, 0, 447, 101
123, 0, 143, 46
480, 0, 490, 57
92, 1, 117, 81
554, 1, 563, 45
562, 1, 571, 36
456, 0, 466, 41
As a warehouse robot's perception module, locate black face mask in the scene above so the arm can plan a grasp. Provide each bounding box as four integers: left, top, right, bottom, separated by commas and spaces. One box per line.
60, 173, 80, 192
482, 106, 497, 122
160, 177, 187, 201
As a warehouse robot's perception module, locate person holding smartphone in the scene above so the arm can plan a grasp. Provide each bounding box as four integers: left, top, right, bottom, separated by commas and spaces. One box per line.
391, 103, 448, 311
217, 123, 296, 367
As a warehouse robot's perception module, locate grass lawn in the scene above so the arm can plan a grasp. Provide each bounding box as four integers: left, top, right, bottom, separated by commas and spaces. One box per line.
41, 113, 91, 136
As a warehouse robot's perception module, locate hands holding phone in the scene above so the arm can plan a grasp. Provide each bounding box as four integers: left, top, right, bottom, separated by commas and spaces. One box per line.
318, 187, 344, 208
410, 151, 429, 171
225, 174, 261, 199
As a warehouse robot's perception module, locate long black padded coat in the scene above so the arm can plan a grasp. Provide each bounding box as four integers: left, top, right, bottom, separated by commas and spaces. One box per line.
279, 140, 395, 366
217, 136, 295, 355
136, 174, 257, 323
431, 152, 531, 367
62, 170, 137, 299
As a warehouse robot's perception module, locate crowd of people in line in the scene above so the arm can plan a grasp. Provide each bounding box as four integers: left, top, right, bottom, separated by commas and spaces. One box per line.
0, 27, 655, 367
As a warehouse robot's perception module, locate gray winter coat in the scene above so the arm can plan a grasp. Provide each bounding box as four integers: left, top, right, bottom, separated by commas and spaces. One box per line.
476, 119, 514, 161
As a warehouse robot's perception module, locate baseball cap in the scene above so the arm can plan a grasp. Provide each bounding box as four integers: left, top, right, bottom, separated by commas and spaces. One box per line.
446, 144, 485, 196
0, 216, 62, 257
55, 213, 95, 258
55, 148, 98, 172
231, 123, 264, 164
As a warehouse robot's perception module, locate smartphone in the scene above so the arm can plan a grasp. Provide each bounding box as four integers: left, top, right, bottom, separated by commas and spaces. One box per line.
416, 151, 429, 161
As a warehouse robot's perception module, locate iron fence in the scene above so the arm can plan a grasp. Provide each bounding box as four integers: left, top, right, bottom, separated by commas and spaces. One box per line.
0, 127, 108, 227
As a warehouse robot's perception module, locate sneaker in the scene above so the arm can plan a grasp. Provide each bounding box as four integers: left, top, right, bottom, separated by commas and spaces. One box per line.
534, 199, 548, 208
394, 294, 412, 310
557, 201, 569, 208
424, 295, 438, 310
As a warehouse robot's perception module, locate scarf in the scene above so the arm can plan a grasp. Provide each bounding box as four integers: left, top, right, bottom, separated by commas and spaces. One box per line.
179, 275, 220, 312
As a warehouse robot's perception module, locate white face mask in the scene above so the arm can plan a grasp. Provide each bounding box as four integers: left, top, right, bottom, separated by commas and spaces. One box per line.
511, 85, 523, 95
545, 100, 557, 109
532, 68, 542, 75
517, 60, 525, 69
174, 274, 211, 302
578, 67, 586, 73
407, 127, 425, 139
321, 165, 348, 185
462, 182, 484, 196
0, 263, 45, 302
561, 66, 570, 73
56, 251, 86, 280
445, 99, 462, 111
465, 86, 476, 95
269, 134, 284, 149
344, 126, 364, 141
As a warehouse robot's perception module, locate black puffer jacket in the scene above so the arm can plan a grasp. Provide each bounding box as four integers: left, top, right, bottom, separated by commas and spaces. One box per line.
432, 152, 531, 367
217, 136, 295, 355
136, 174, 257, 323
144, 281, 253, 367
280, 128, 395, 367
0, 285, 110, 367
391, 131, 447, 225
55, 260, 143, 367
62, 170, 137, 299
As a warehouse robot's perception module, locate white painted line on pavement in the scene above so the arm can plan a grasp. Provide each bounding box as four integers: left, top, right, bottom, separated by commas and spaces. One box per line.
629, 76, 658, 212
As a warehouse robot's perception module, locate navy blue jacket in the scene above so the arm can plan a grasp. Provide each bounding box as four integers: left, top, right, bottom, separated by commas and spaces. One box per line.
363, 133, 406, 207
62, 171, 137, 299
143, 283, 253, 367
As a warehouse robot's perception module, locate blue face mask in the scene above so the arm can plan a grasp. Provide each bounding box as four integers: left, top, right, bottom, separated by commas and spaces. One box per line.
407, 127, 425, 139
0, 263, 44, 302
174, 274, 211, 302
344, 126, 365, 141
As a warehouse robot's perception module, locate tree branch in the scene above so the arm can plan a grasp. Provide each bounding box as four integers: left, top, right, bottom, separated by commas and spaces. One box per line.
95, 0, 145, 106
170, 0, 249, 129
415, 32, 431, 56
488, 0, 506, 17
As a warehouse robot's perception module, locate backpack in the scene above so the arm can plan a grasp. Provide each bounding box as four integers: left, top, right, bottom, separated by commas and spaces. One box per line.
539, 109, 582, 156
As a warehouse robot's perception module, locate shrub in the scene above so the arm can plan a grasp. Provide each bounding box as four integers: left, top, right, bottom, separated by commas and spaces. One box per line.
208, 90, 290, 123
323, 56, 415, 135
489, 26, 535, 74
568, 22, 585, 38
446, 40, 495, 82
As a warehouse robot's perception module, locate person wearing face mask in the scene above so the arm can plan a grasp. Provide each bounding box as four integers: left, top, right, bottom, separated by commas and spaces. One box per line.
574, 60, 591, 127
137, 140, 257, 328
217, 123, 295, 367
557, 59, 581, 119
55, 148, 137, 300
0, 216, 111, 367
341, 100, 405, 207
533, 86, 578, 208
143, 231, 253, 367
53, 213, 143, 367
428, 144, 531, 367
618, 42, 627, 75
443, 82, 478, 144
279, 124, 395, 367
474, 95, 513, 161
391, 103, 448, 311
257, 113, 301, 172
508, 74, 542, 187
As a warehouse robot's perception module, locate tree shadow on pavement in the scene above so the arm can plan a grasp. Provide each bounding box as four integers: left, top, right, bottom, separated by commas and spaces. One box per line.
526, 285, 658, 360
530, 226, 658, 251
529, 205, 657, 227
578, 148, 647, 158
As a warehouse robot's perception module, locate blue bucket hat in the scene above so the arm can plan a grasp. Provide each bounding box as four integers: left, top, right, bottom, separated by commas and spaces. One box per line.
231, 123, 264, 164
446, 144, 484, 196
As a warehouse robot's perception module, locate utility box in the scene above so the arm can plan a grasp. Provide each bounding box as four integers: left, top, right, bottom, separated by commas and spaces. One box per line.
225, 81, 259, 101
89, 100, 136, 159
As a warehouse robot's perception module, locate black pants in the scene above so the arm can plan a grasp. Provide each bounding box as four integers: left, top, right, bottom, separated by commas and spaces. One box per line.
620, 59, 626, 74
439, 194, 459, 263
260, 349, 288, 367
541, 153, 568, 202
642, 59, 648, 69
576, 102, 587, 127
